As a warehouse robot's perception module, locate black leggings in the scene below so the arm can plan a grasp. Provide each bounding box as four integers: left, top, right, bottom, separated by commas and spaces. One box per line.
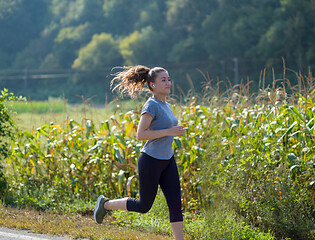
127, 153, 183, 222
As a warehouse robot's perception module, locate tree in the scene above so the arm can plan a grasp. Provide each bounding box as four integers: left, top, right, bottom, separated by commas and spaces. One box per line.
119, 26, 169, 65
50, 23, 92, 68
135, 1, 167, 31
255, 0, 315, 68
0, 0, 21, 19
72, 33, 123, 70
102, 0, 147, 36
168, 37, 208, 63
0, 0, 49, 69
0, 0, 314, 102
165, 0, 218, 63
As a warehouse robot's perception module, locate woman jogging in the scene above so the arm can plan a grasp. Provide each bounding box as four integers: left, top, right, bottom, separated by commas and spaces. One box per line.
94, 65, 185, 240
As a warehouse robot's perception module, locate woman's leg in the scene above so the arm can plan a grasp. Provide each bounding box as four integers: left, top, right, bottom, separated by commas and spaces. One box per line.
170, 221, 184, 240
105, 153, 167, 212
103, 197, 128, 210
159, 156, 184, 239
127, 153, 167, 213
95, 153, 165, 224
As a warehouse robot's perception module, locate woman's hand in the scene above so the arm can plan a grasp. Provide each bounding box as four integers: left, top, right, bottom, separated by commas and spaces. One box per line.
137, 113, 185, 140
169, 125, 185, 137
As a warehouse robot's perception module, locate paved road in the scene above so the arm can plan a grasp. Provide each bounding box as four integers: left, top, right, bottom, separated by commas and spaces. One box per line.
0, 227, 71, 240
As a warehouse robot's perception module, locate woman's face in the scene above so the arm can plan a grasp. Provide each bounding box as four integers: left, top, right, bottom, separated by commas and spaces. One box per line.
152, 71, 171, 95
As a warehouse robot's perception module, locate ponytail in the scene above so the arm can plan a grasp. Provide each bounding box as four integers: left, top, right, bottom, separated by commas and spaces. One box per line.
111, 65, 167, 97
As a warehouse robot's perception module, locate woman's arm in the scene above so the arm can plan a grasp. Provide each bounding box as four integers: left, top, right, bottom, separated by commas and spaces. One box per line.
136, 113, 185, 141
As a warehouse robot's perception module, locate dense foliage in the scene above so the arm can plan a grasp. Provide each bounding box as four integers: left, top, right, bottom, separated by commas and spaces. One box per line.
0, 0, 314, 102
0, 89, 15, 159
4, 103, 205, 212
203, 91, 315, 239
1, 0, 314, 70
0, 89, 23, 196
3, 69, 315, 238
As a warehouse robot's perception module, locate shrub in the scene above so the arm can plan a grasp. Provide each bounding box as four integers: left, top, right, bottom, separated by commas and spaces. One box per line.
0, 89, 24, 196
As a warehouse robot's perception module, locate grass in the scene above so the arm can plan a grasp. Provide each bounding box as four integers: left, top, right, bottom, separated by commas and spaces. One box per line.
111, 189, 276, 240
11, 98, 144, 132
0, 190, 275, 240
0, 201, 171, 240
6, 97, 66, 114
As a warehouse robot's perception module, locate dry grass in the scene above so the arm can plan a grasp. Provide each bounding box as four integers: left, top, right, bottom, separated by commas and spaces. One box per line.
0, 204, 171, 240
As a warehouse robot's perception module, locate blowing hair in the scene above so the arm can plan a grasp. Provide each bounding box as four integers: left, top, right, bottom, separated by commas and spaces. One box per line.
111, 65, 167, 97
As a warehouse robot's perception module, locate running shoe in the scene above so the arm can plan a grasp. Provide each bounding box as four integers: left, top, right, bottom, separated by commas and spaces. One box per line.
94, 195, 109, 224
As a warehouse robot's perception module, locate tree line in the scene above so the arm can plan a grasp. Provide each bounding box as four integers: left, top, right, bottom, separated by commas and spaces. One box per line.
0, 0, 314, 102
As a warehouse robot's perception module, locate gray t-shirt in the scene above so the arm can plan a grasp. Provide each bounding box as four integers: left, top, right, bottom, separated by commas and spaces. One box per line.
140, 97, 178, 160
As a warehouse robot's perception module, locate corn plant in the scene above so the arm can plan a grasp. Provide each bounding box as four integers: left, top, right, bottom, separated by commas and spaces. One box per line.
4, 67, 315, 238
6, 110, 141, 208
202, 87, 315, 239
6, 104, 208, 212
173, 101, 208, 212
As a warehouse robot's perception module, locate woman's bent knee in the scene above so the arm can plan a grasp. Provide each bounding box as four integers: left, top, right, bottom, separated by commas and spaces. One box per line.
127, 198, 153, 214
138, 204, 152, 214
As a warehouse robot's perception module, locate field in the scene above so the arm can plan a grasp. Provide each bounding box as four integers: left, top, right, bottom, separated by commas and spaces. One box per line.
1, 68, 315, 239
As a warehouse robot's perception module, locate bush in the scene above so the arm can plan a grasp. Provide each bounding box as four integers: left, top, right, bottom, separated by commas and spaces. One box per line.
0, 89, 24, 196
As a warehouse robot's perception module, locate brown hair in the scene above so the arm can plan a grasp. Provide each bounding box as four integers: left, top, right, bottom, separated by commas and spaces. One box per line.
110, 65, 167, 97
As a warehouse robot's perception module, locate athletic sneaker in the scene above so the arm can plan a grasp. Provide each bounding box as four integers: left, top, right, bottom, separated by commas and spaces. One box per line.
94, 195, 109, 224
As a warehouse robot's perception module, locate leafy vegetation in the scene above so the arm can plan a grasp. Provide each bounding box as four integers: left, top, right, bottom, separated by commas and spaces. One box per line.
202, 91, 315, 238
2, 68, 314, 239
0, 0, 314, 102
0, 89, 24, 196
1, 89, 18, 157
1, 0, 313, 69
1, 1, 314, 238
